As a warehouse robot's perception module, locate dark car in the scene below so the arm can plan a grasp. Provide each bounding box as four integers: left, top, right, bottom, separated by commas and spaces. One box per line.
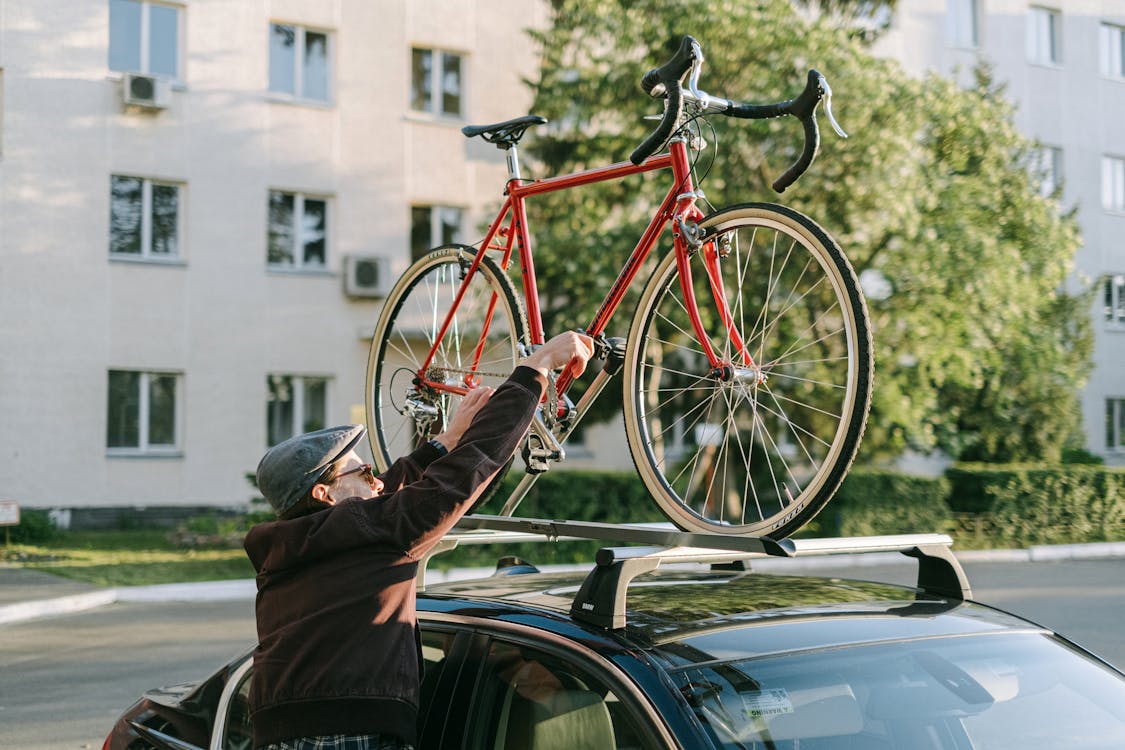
104, 524, 1125, 750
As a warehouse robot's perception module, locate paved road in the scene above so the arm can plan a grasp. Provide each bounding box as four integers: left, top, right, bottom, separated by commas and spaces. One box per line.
801, 557, 1125, 668
1, 599, 256, 750
2, 557, 1124, 750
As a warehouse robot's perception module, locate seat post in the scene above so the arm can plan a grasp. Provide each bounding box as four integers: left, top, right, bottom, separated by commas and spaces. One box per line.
506, 143, 522, 181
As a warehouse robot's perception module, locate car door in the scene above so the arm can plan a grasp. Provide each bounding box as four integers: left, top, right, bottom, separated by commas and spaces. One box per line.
451, 627, 675, 750
207, 628, 469, 750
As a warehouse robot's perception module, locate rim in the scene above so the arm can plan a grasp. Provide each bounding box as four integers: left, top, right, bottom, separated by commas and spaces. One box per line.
371, 254, 523, 467
630, 214, 862, 533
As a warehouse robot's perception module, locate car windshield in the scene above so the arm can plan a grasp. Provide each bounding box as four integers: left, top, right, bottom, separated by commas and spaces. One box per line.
670, 632, 1125, 749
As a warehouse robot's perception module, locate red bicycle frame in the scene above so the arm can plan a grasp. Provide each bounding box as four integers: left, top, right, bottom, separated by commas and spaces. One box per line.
417, 138, 755, 397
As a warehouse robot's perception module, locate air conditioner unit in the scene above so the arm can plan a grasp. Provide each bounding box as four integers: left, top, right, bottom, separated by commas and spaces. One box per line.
345, 255, 391, 299
123, 73, 172, 110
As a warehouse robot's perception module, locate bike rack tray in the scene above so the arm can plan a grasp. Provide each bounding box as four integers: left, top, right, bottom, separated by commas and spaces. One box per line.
428, 515, 971, 630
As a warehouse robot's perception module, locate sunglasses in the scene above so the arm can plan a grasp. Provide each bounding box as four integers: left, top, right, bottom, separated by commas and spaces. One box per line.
335, 463, 376, 485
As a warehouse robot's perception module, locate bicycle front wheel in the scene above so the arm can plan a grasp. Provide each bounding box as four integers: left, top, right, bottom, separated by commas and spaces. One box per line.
623, 204, 872, 537
366, 245, 528, 471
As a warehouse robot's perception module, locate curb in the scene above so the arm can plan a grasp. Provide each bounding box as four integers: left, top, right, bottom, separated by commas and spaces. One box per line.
0, 589, 118, 625
4, 541, 1124, 625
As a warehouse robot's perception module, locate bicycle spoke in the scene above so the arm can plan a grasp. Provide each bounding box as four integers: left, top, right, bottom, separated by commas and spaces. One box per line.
628, 207, 870, 536
370, 250, 524, 470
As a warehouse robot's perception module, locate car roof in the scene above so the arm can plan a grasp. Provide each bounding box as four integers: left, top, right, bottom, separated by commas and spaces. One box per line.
418, 566, 1041, 665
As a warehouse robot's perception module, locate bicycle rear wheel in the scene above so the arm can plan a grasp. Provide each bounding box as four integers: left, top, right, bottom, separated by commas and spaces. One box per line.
623, 204, 872, 537
366, 245, 528, 471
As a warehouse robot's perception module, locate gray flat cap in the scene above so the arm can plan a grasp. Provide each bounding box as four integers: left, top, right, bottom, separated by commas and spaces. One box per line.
257, 424, 366, 516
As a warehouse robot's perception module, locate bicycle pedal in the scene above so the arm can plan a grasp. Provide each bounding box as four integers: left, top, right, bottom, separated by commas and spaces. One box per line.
522, 433, 563, 474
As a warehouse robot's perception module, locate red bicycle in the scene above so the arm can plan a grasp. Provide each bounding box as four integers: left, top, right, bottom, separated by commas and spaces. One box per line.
366, 36, 872, 538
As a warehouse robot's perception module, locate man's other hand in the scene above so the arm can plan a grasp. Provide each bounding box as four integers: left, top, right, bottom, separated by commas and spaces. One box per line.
432, 385, 494, 451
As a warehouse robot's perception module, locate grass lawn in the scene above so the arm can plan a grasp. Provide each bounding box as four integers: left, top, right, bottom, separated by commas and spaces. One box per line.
2, 525, 603, 587
2, 529, 255, 587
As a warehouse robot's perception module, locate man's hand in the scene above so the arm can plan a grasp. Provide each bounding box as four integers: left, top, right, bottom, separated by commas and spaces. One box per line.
520, 331, 595, 379
432, 385, 494, 452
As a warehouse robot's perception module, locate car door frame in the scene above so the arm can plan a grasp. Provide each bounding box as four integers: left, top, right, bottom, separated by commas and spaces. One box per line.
420, 612, 683, 750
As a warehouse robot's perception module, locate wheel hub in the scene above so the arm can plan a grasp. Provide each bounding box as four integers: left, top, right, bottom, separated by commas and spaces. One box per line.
711, 364, 768, 388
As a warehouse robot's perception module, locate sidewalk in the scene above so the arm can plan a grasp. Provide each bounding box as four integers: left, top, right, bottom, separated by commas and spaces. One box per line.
4, 540, 1125, 626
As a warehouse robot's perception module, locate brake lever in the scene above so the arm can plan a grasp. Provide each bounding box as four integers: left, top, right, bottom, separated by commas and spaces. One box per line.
817, 74, 848, 139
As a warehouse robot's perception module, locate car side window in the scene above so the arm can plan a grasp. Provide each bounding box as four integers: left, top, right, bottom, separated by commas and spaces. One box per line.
466, 638, 658, 750
419, 629, 459, 718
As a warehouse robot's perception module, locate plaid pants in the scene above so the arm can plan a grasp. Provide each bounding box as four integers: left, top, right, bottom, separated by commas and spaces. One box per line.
259, 734, 413, 750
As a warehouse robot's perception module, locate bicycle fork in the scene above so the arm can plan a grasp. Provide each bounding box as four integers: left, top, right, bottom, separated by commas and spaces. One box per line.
499, 336, 627, 516
678, 221, 767, 387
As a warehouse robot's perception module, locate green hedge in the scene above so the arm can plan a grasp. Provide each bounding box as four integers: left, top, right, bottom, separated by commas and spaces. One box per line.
820, 469, 951, 537
4, 509, 58, 544
437, 469, 665, 570
454, 463, 1125, 555
949, 464, 1125, 546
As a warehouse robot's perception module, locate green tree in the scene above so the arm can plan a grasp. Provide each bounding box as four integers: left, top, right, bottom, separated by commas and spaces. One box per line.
518, 0, 1091, 462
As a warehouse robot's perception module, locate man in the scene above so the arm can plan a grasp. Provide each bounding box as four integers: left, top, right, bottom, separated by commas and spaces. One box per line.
244, 332, 594, 750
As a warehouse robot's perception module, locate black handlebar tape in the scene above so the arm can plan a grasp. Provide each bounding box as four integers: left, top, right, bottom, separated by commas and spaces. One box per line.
772, 113, 820, 193
630, 81, 684, 165
771, 70, 825, 193
631, 36, 699, 165
728, 70, 826, 193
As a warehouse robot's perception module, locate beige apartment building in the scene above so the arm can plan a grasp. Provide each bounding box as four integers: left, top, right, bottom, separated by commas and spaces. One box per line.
1, 1, 1121, 516
0, 0, 548, 512
874, 0, 1125, 465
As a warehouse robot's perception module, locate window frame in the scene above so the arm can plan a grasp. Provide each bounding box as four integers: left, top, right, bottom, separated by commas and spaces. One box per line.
1103, 156, 1125, 214
106, 369, 182, 456
266, 190, 332, 272
1105, 274, 1125, 328
266, 374, 330, 447
109, 174, 184, 262
1027, 6, 1063, 67
947, 0, 981, 49
268, 21, 334, 105
1035, 145, 1063, 198
108, 0, 184, 80
409, 46, 465, 119
1100, 22, 1125, 79
1107, 398, 1125, 453
410, 204, 464, 261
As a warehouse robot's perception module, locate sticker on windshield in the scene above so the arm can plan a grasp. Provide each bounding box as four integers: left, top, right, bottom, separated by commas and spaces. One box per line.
741, 688, 793, 718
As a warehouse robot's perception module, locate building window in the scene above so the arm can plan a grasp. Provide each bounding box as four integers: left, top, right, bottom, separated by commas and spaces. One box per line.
410, 205, 462, 261
108, 0, 180, 78
1102, 23, 1125, 78
1106, 274, 1125, 325
269, 23, 331, 102
410, 48, 462, 117
1027, 7, 1062, 65
267, 375, 329, 447
1034, 146, 1063, 198
947, 0, 980, 48
1103, 156, 1125, 212
268, 191, 328, 269
107, 370, 180, 452
1108, 398, 1125, 452
110, 175, 180, 258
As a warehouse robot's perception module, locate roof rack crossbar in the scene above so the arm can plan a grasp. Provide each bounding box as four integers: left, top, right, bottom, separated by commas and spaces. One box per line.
426, 516, 971, 626
453, 514, 790, 555
566, 534, 971, 630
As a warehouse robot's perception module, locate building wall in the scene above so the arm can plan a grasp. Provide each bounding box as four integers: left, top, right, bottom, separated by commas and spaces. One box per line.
874, 0, 1125, 465
0, 0, 547, 509
3, 1, 1121, 513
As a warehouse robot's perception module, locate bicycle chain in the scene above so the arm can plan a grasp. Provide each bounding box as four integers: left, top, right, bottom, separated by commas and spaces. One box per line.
427, 365, 561, 427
